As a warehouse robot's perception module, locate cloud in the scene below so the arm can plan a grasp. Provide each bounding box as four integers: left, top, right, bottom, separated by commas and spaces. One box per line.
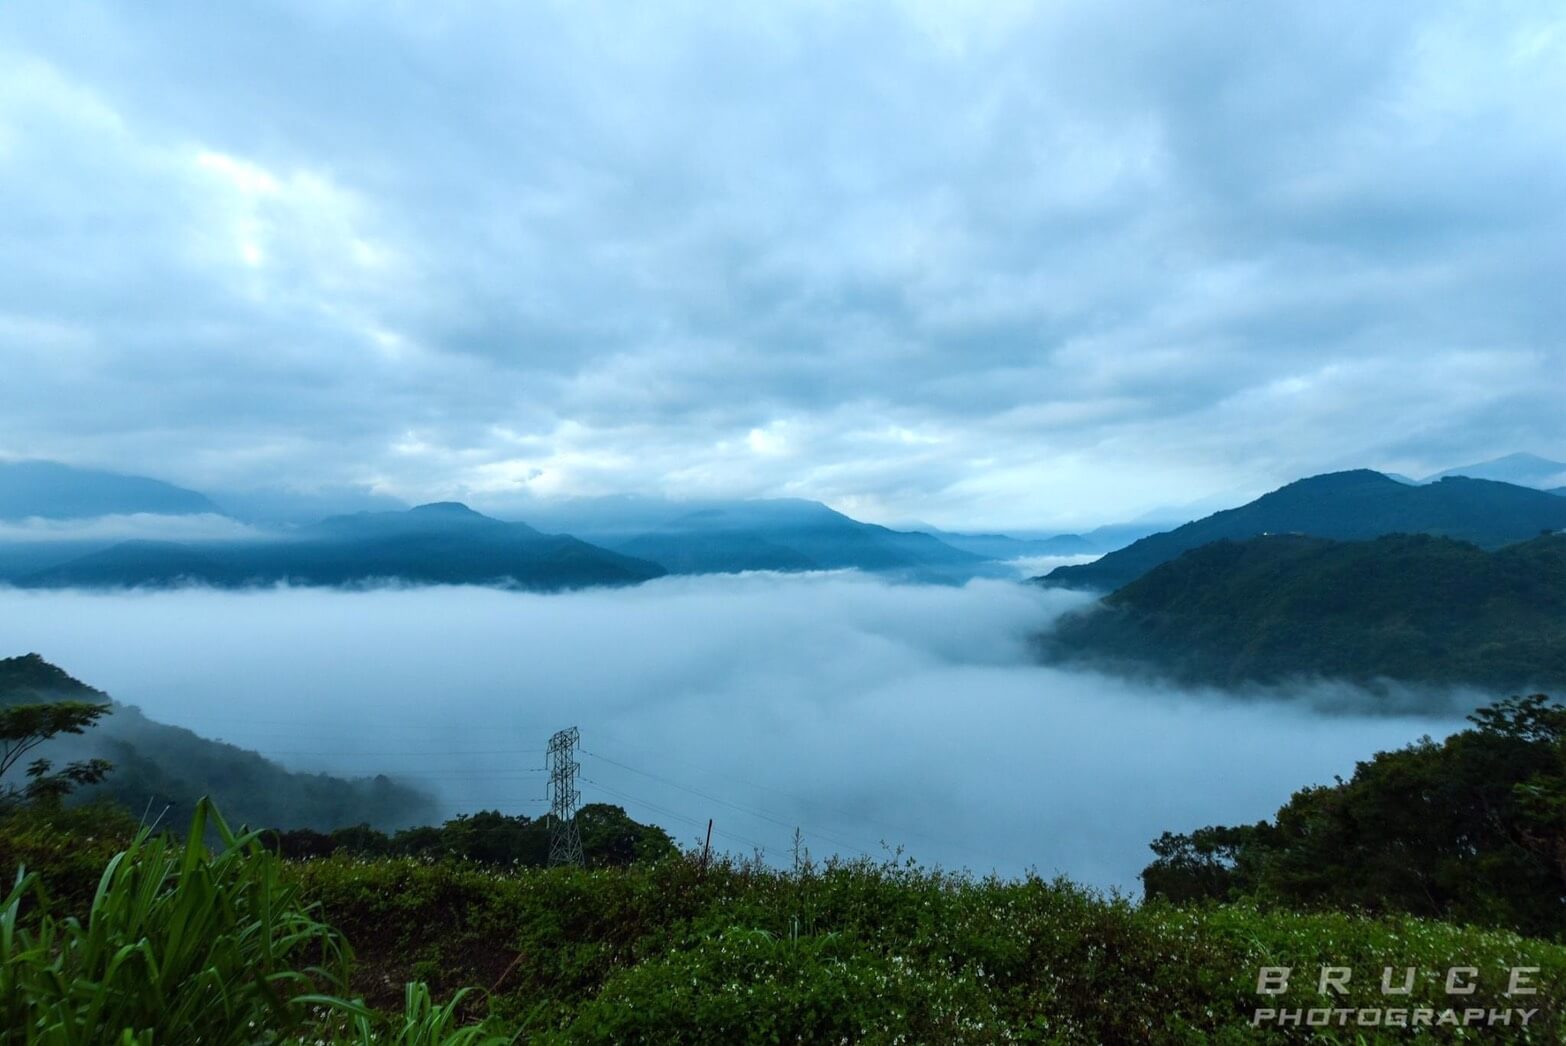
0, 574, 1467, 890
1, 2, 1563, 527
0, 512, 270, 543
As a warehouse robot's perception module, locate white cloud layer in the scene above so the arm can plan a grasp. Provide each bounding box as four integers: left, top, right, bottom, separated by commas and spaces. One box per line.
2, 2, 1563, 527
0, 575, 1468, 890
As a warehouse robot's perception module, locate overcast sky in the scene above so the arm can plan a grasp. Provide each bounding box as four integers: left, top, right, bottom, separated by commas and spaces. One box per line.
2, 2, 1563, 529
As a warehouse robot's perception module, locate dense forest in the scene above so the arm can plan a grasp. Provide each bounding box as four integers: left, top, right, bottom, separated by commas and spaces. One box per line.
1042, 532, 1566, 693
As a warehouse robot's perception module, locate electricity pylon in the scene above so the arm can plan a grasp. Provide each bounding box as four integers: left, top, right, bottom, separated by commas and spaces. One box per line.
547, 726, 584, 867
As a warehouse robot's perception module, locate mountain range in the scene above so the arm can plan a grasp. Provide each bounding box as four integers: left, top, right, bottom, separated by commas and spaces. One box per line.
6, 454, 1566, 592
0, 460, 220, 519
1040, 469, 1566, 592
0, 463, 1029, 588
11, 502, 668, 591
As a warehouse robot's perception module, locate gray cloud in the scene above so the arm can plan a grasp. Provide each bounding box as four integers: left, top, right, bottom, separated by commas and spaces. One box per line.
1, 2, 1563, 528
0, 575, 1467, 889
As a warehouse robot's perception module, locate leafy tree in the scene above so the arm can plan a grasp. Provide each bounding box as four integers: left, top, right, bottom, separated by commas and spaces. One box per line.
1143, 693, 1566, 937
0, 700, 113, 804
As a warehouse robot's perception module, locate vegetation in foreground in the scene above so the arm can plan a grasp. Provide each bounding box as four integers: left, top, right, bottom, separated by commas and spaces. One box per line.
3, 797, 1565, 1043
1144, 692, 1566, 938
5, 662, 1566, 1041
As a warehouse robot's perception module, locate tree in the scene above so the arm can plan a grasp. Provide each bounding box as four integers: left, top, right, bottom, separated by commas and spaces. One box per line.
1143, 694, 1566, 937
0, 700, 113, 803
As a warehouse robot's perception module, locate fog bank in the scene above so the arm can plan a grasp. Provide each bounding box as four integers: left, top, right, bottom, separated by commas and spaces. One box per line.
0, 575, 1464, 890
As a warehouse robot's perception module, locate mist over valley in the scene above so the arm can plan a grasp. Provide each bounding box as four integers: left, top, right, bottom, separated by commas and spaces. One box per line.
0, 575, 1470, 891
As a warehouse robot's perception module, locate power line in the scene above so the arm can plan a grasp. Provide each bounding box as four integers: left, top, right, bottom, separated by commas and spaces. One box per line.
582, 750, 878, 859
582, 777, 774, 854
586, 743, 1016, 870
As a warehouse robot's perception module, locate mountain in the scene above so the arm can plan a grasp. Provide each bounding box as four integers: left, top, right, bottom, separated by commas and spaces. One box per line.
1423, 452, 1566, 489
606, 498, 984, 579
1042, 532, 1566, 693
0, 460, 220, 519
914, 529, 1098, 560
1040, 470, 1566, 591
478, 494, 988, 577
16, 502, 665, 591
0, 653, 435, 830
205, 484, 408, 524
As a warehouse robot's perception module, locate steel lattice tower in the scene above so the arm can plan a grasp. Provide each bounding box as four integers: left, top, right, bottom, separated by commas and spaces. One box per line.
546, 726, 584, 867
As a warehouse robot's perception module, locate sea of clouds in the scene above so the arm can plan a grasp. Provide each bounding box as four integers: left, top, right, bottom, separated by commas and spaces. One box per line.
0, 574, 1467, 891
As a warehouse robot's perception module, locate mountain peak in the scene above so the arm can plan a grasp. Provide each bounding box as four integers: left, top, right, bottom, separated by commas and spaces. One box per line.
1288, 469, 1399, 488
409, 501, 485, 517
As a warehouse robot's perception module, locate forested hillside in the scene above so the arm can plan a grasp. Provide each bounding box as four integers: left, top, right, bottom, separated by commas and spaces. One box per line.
1041, 470, 1566, 591
0, 653, 435, 830
1043, 532, 1566, 692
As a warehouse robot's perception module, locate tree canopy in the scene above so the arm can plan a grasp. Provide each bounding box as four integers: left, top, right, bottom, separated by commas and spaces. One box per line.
1143, 693, 1566, 937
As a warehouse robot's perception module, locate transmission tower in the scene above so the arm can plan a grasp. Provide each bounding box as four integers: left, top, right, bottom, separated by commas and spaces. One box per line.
546, 726, 584, 867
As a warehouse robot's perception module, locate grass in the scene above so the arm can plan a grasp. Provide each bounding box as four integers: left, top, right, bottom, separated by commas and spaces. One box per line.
4, 802, 1566, 1042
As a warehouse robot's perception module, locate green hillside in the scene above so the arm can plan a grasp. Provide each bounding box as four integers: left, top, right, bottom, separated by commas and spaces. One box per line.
1042, 532, 1566, 691
0, 654, 436, 830
1041, 470, 1566, 592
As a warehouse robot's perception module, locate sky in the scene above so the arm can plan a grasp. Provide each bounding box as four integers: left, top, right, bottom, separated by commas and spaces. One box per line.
2, 2, 1564, 530
0, 575, 1469, 889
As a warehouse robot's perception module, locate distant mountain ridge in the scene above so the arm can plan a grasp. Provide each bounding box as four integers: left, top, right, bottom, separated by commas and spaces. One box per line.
606, 498, 985, 579
0, 653, 435, 830
1422, 452, 1566, 489
1041, 532, 1566, 694
1040, 470, 1566, 592
16, 503, 665, 591
0, 460, 219, 519
0, 464, 1028, 583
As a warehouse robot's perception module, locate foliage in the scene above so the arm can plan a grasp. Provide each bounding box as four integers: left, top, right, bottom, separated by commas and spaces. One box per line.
1045, 532, 1566, 691
308, 982, 517, 1045
0, 798, 351, 1043
287, 850, 1566, 1043
268, 804, 676, 869
4, 796, 1566, 1041
1144, 694, 1566, 938
0, 803, 139, 915
0, 699, 112, 804
0, 798, 496, 1045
